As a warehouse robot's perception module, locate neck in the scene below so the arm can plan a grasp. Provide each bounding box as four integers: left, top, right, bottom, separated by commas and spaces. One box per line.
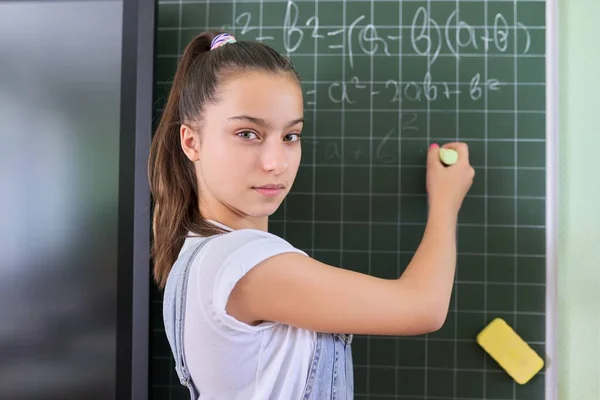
213, 215, 268, 232
200, 199, 268, 232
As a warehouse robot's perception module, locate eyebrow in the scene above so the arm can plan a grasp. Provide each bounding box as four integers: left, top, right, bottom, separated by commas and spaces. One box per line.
227, 115, 304, 129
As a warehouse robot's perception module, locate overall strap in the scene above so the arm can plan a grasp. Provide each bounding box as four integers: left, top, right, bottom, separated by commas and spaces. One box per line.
162, 234, 222, 399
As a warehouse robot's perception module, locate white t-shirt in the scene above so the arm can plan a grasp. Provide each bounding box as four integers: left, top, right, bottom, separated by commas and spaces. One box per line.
180, 221, 316, 400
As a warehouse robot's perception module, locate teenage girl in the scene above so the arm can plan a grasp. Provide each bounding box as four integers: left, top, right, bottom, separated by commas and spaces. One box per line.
149, 32, 475, 400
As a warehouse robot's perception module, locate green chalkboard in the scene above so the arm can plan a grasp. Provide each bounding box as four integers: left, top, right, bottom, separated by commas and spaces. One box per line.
151, 1, 549, 399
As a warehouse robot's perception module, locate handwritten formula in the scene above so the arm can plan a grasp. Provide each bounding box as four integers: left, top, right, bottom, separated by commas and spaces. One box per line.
218, 1, 536, 109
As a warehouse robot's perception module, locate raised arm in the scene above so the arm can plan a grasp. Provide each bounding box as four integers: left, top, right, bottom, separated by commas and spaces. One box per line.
227, 142, 475, 335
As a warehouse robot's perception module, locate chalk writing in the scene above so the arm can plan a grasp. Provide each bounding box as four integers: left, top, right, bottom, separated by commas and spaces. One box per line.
218, 1, 538, 104
411, 7, 442, 65
376, 129, 397, 164
217, 1, 535, 138
282, 4, 393, 69
226, 2, 534, 65
274, 2, 534, 66
222, 1, 533, 108
302, 136, 399, 165
301, 114, 419, 165
235, 12, 255, 35
322, 73, 500, 106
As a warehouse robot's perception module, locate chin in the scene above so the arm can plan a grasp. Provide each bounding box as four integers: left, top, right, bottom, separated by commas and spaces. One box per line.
243, 202, 283, 218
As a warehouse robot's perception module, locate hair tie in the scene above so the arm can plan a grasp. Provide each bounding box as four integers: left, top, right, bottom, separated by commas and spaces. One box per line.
210, 33, 237, 50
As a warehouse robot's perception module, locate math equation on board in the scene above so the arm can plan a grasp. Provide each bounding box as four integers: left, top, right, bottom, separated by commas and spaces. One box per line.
220, 1, 536, 108
213, 1, 542, 166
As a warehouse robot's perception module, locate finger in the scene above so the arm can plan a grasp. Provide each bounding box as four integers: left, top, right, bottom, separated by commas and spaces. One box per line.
427, 143, 442, 169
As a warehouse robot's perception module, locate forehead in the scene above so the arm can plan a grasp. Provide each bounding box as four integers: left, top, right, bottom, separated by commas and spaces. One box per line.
212, 70, 303, 121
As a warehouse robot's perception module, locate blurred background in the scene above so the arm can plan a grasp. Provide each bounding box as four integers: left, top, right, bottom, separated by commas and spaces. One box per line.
0, 0, 151, 399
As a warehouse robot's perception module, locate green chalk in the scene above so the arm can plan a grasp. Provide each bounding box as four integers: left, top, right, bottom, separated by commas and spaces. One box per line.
439, 148, 458, 165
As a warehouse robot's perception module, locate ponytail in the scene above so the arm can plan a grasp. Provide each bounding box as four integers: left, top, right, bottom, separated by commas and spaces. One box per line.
148, 31, 299, 290
148, 31, 224, 290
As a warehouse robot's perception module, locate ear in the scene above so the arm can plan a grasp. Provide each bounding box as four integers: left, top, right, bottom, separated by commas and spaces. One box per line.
180, 124, 200, 162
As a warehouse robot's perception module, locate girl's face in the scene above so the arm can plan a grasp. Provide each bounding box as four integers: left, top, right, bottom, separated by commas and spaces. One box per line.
181, 70, 304, 228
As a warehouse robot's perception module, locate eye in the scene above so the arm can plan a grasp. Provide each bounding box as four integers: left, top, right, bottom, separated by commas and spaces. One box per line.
237, 131, 258, 140
284, 133, 301, 142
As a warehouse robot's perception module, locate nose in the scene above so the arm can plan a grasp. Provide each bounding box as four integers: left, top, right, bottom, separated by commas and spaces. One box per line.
260, 139, 288, 175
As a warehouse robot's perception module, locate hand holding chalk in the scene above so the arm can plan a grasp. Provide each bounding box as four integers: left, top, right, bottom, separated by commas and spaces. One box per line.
439, 148, 458, 166
426, 142, 475, 215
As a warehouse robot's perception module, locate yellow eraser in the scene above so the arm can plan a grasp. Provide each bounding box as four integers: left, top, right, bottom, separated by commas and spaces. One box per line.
476, 318, 544, 384
439, 148, 458, 165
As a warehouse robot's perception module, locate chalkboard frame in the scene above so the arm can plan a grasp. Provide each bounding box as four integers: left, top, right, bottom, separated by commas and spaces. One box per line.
116, 0, 156, 398
544, 0, 558, 399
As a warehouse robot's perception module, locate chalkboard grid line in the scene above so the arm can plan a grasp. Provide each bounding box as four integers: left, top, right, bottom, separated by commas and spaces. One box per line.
453, 0, 460, 396
512, 1, 519, 398
153, 105, 547, 115
295, 164, 544, 170
155, 75, 547, 87
352, 394, 538, 400
157, 0, 548, 5
291, 249, 546, 258
272, 220, 545, 229
165, 77, 549, 88
366, 0, 373, 394
158, 24, 547, 30
290, 247, 545, 257
338, 0, 347, 353
282, 192, 545, 200
424, 0, 432, 397
169, 0, 184, 398
395, 1, 403, 396
288, 137, 546, 143
156, 50, 548, 58
359, 365, 548, 374
153, 105, 547, 114
484, 0, 491, 395
154, 75, 547, 85
230, 0, 234, 36
281, 0, 289, 252
309, 0, 318, 288
151, 334, 547, 345
151, 335, 546, 344
150, 385, 540, 400
306, 108, 549, 114
152, 363, 548, 372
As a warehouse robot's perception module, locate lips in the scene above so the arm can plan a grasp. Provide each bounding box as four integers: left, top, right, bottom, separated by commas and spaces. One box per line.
253, 184, 285, 197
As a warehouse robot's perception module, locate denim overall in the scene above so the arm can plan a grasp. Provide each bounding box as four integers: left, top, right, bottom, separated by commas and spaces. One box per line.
163, 234, 354, 399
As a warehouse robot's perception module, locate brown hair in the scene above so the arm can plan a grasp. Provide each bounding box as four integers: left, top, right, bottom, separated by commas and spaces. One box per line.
148, 31, 299, 290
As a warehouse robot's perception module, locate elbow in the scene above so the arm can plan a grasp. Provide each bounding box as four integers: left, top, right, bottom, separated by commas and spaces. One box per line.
425, 309, 448, 332
390, 281, 452, 335
417, 300, 450, 334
